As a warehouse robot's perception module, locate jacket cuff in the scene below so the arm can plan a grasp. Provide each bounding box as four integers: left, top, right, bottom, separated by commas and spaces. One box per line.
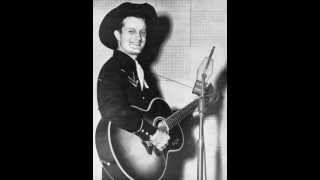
134, 120, 157, 141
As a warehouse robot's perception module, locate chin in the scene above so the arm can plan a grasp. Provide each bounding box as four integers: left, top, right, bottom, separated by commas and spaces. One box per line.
129, 48, 143, 54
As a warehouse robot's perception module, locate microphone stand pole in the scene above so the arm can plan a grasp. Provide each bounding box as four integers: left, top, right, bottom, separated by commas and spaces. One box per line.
197, 46, 214, 180
197, 72, 207, 180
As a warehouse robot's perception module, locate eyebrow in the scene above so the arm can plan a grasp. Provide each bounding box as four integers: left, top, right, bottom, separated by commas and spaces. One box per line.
124, 27, 146, 31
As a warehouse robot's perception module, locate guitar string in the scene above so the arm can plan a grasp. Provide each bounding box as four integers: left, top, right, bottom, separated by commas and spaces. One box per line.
166, 101, 192, 128
173, 88, 220, 127
155, 73, 194, 129
166, 90, 219, 129
167, 99, 199, 128
169, 100, 197, 127
155, 74, 218, 128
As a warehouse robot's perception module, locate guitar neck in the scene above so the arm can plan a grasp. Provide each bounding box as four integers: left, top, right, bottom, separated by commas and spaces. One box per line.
165, 99, 199, 129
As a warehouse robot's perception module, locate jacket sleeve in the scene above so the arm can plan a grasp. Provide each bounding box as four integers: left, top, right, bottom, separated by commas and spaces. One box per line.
97, 70, 156, 138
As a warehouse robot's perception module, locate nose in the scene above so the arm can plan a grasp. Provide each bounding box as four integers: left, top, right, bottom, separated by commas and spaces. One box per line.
135, 32, 142, 41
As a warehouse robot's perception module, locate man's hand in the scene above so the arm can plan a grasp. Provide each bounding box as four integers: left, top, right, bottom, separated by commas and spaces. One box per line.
150, 121, 170, 151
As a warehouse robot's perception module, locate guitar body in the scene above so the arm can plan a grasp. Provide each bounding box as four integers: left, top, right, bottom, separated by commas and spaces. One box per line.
96, 98, 184, 180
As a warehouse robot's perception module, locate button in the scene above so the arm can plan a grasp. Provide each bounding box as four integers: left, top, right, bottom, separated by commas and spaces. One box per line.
146, 132, 149, 135
142, 96, 145, 100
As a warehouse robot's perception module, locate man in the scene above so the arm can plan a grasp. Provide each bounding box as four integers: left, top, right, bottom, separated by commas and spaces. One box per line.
97, 2, 170, 179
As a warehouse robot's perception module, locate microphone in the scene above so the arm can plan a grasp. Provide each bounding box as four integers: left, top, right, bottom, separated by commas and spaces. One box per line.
192, 46, 215, 96
204, 46, 215, 71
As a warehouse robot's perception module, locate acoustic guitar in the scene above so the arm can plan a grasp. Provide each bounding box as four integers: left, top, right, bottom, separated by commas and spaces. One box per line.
95, 84, 216, 180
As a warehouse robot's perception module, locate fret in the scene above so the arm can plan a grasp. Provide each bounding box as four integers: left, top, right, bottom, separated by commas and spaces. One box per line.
165, 99, 199, 129
164, 83, 215, 129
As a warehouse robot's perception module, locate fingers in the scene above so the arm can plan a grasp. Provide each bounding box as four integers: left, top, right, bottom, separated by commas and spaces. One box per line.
150, 130, 170, 142
157, 121, 169, 132
150, 130, 170, 151
153, 141, 168, 151
155, 138, 169, 149
156, 142, 168, 151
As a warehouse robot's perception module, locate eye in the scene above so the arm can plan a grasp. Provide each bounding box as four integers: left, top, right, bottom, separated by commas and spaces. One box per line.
128, 29, 136, 34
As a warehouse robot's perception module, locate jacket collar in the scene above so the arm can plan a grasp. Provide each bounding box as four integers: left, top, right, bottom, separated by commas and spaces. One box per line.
113, 50, 138, 73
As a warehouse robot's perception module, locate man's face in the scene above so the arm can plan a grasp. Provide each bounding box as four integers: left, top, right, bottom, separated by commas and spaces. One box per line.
114, 16, 147, 57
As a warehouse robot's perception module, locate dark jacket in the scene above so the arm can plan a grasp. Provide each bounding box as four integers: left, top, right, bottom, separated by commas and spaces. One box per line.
97, 50, 158, 139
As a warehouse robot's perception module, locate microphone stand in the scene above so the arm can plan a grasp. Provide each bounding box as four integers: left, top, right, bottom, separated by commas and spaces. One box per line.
197, 47, 215, 180
197, 72, 207, 180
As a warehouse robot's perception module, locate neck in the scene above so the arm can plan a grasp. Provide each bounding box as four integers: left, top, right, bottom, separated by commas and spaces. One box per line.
117, 49, 138, 60
127, 54, 137, 60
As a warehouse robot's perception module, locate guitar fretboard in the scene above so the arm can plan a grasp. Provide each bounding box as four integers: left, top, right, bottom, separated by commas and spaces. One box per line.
165, 99, 199, 129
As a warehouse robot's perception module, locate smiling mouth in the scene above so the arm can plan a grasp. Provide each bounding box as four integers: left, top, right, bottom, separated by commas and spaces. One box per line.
130, 43, 141, 46
130, 43, 143, 49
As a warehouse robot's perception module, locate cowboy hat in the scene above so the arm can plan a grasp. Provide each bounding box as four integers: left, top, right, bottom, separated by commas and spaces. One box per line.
99, 2, 158, 50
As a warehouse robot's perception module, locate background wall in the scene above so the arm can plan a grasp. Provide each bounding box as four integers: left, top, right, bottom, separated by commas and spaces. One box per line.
93, 0, 227, 179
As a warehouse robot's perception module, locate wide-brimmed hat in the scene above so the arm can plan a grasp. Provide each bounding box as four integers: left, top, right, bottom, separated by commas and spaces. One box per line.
99, 2, 158, 50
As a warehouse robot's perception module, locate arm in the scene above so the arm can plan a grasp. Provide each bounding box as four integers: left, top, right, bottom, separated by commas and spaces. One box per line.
97, 70, 157, 140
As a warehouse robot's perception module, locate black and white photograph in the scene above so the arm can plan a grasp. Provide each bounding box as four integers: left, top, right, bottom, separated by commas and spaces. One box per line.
4, 1, 316, 180
93, 0, 227, 179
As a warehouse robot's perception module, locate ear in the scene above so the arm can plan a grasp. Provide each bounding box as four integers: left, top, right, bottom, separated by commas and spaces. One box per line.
114, 30, 120, 41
